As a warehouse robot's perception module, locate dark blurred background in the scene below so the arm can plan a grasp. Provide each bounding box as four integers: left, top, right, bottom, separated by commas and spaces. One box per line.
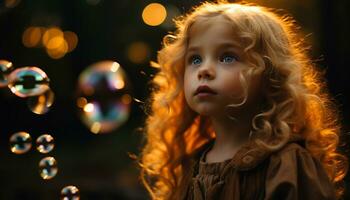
0, 0, 349, 199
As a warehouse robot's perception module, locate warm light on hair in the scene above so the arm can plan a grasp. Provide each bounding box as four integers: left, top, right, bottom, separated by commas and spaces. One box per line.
139, 1, 348, 199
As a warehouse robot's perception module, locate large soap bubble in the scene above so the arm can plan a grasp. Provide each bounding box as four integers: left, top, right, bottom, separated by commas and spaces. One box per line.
7, 66, 50, 98
77, 61, 132, 134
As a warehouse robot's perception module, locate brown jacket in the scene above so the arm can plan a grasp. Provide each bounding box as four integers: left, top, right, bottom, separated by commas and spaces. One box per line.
178, 136, 336, 200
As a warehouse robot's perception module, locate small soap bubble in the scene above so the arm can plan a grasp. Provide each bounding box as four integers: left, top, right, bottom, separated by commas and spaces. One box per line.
7, 66, 50, 98
77, 60, 131, 134
0, 59, 14, 87
9, 131, 32, 154
60, 185, 80, 200
36, 134, 54, 154
39, 156, 58, 180
27, 89, 55, 114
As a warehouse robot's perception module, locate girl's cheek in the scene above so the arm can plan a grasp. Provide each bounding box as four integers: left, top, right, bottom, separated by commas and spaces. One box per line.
223, 74, 244, 97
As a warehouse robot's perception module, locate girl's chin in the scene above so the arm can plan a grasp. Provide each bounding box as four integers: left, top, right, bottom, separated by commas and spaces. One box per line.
188, 102, 224, 117
194, 107, 220, 117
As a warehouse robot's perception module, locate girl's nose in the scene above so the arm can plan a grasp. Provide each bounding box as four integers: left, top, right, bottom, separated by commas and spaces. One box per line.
198, 63, 215, 80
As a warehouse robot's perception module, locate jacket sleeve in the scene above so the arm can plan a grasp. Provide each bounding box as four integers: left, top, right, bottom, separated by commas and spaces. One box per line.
264, 143, 336, 200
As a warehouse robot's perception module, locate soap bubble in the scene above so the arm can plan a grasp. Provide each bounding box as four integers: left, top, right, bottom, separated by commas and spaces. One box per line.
7, 66, 50, 98
61, 185, 80, 200
0, 59, 14, 87
36, 134, 54, 154
27, 89, 55, 114
77, 60, 131, 134
9, 131, 32, 154
39, 156, 58, 180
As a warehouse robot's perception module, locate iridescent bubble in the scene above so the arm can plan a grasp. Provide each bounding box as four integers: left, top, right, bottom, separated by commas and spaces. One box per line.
36, 134, 54, 154
0, 59, 13, 87
39, 156, 58, 180
9, 131, 32, 154
60, 185, 80, 200
77, 60, 131, 134
8, 66, 50, 98
27, 89, 55, 114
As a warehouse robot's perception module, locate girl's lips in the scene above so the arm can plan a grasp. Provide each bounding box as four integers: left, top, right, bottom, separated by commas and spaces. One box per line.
194, 85, 217, 96
196, 92, 217, 98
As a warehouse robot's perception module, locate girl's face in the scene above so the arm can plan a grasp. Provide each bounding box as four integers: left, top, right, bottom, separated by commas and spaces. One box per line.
184, 15, 263, 118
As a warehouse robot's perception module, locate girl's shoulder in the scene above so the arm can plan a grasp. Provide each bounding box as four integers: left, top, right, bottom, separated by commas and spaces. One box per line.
270, 137, 308, 159
262, 135, 328, 176
229, 134, 306, 171
265, 139, 336, 199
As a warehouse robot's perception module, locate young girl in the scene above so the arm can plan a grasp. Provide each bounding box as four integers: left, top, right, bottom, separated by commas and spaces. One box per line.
138, 1, 348, 199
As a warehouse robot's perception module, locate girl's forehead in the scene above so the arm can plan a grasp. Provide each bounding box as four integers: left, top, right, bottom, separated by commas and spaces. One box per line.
188, 16, 229, 39
190, 15, 233, 31
187, 15, 241, 45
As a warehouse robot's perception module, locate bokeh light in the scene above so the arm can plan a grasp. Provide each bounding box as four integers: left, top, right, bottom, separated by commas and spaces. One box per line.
4, 0, 21, 8
83, 102, 94, 113
77, 61, 131, 134
46, 41, 69, 59
44, 31, 68, 59
22, 26, 78, 59
39, 156, 58, 180
127, 41, 151, 64
46, 36, 65, 50
27, 89, 55, 114
142, 3, 167, 26
7, 66, 50, 98
60, 185, 80, 200
36, 134, 55, 154
63, 31, 78, 53
9, 131, 32, 154
0, 59, 13, 87
76, 97, 88, 108
22, 26, 44, 48
42, 27, 63, 46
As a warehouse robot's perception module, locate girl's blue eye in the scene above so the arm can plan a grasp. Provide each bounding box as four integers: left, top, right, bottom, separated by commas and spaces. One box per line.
190, 55, 202, 65
220, 54, 237, 63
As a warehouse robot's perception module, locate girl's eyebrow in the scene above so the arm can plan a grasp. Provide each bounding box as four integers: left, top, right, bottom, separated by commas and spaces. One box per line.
217, 39, 241, 47
186, 46, 200, 54
216, 43, 241, 52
